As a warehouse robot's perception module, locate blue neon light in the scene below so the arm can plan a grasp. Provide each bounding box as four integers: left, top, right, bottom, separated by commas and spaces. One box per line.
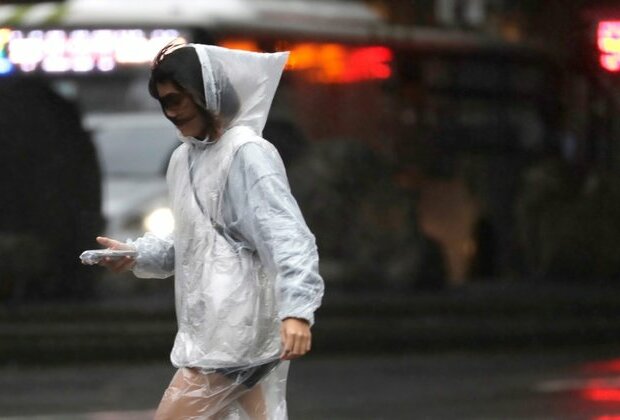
0, 57, 13, 75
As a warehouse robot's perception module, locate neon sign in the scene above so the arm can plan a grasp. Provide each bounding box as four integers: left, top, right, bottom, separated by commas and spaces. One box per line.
0, 28, 12, 75
0, 28, 184, 75
597, 21, 620, 73
219, 39, 393, 84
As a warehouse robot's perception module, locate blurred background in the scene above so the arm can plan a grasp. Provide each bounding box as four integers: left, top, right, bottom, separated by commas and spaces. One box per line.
1, 0, 620, 418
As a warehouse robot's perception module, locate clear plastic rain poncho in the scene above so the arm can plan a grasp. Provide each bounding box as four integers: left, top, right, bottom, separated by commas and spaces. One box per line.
128, 44, 324, 419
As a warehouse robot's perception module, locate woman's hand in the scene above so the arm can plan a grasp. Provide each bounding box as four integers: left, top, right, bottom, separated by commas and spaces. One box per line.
96, 236, 136, 273
280, 317, 311, 360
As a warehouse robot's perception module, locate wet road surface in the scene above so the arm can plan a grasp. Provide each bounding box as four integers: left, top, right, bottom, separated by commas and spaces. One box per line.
3, 348, 620, 419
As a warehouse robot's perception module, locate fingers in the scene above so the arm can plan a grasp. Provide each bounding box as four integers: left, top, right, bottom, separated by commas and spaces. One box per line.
280, 322, 312, 360
94, 236, 135, 272
96, 236, 125, 250
96, 236, 114, 248
103, 256, 135, 273
283, 334, 310, 360
280, 324, 290, 359
280, 325, 287, 357
281, 336, 295, 360
292, 333, 306, 357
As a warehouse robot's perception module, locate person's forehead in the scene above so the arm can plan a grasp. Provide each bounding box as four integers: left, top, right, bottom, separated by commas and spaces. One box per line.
156, 80, 182, 97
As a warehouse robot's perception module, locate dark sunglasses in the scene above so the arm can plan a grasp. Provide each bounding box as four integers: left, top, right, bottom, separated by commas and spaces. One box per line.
159, 92, 189, 110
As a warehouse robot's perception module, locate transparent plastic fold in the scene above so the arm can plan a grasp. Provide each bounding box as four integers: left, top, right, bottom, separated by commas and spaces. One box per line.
155, 361, 289, 420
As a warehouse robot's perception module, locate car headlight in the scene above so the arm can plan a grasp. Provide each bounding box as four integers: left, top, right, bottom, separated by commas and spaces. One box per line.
143, 207, 174, 238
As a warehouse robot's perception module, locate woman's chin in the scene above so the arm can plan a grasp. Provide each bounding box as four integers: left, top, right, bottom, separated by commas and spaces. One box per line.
179, 127, 199, 138
178, 122, 208, 140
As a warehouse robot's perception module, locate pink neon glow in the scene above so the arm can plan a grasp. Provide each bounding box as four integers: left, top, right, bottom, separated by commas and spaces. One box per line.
598, 21, 620, 54
600, 54, 620, 72
598, 21, 620, 72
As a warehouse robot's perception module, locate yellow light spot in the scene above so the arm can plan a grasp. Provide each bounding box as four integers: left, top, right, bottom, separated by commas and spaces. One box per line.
0, 28, 11, 46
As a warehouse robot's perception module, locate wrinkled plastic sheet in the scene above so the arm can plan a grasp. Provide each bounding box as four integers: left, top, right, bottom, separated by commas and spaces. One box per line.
155, 360, 289, 419
79, 249, 137, 265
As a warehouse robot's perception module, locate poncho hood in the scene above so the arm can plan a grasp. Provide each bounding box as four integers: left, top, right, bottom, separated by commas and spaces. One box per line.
176, 44, 289, 146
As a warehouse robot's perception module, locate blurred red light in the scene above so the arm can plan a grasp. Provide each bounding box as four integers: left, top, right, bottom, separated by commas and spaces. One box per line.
583, 387, 620, 402
217, 40, 393, 83
341, 46, 393, 83
584, 359, 620, 374
598, 21, 620, 54
600, 53, 620, 72
598, 21, 620, 73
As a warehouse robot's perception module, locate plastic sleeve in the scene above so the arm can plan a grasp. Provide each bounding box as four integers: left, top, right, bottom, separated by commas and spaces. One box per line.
223, 143, 324, 325
128, 232, 175, 279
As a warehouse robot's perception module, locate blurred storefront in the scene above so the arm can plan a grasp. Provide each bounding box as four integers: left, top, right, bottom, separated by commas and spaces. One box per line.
0, 0, 619, 298
366, 0, 620, 284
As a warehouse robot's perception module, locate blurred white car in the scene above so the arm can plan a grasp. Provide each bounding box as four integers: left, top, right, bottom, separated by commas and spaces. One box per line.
85, 112, 178, 242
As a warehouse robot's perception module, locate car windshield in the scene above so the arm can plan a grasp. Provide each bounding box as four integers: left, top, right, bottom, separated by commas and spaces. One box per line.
90, 119, 178, 177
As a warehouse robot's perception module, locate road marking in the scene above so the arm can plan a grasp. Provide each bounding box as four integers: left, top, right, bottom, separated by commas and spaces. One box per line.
535, 377, 590, 393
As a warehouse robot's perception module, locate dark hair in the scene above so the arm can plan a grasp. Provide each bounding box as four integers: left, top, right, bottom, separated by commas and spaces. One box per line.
217, 74, 241, 123
148, 42, 240, 123
148, 42, 206, 109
